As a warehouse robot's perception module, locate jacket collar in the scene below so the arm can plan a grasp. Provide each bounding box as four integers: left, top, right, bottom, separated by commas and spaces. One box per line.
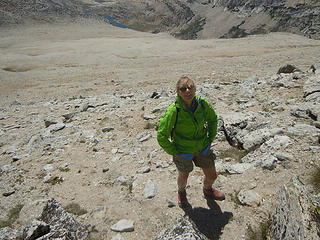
175, 95, 199, 109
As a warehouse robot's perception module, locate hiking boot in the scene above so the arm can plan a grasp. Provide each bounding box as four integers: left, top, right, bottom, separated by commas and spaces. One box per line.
203, 187, 225, 201
178, 189, 188, 207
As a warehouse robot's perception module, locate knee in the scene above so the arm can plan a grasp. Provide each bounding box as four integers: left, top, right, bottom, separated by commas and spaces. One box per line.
179, 171, 189, 180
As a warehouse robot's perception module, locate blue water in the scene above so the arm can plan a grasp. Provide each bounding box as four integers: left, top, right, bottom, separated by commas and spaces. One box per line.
101, 14, 130, 29
84, 10, 130, 29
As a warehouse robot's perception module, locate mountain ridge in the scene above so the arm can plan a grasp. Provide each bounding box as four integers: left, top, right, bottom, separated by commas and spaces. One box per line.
1, 0, 320, 40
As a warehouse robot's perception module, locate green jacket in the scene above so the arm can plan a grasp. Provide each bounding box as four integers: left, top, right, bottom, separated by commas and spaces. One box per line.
157, 95, 218, 156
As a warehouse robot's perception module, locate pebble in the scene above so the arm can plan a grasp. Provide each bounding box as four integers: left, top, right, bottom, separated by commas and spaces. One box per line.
110, 219, 134, 232
144, 179, 157, 199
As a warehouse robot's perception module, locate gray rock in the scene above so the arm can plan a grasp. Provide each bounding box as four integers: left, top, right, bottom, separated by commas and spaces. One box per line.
276, 152, 293, 161
0, 227, 22, 240
3, 189, 15, 197
225, 163, 254, 174
62, 112, 77, 122
154, 216, 206, 240
167, 198, 176, 208
221, 111, 284, 152
243, 76, 259, 86
306, 92, 320, 102
237, 189, 261, 206
102, 127, 114, 132
2, 144, 19, 155
110, 219, 134, 232
303, 75, 320, 99
137, 132, 152, 142
59, 163, 70, 171
144, 122, 156, 129
43, 164, 54, 172
150, 92, 161, 99
155, 161, 169, 168
0, 164, 15, 172
288, 123, 320, 136
12, 154, 28, 162
111, 148, 118, 154
18, 198, 89, 239
90, 206, 108, 220
290, 104, 311, 119
308, 105, 320, 120
47, 123, 65, 133
119, 94, 134, 99
143, 114, 156, 120
273, 74, 297, 88
239, 128, 284, 151
277, 64, 300, 74
260, 153, 277, 170
220, 112, 256, 147
22, 220, 50, 240
26, 134, 43, 153
137, 166, 151, 174
44, 120, 58, 128
144, 179, 157, 199
263, 135, 292, 150
152, 101, 171, 113
271, 177, 319, 240
112, 156, 121, 162
79, 103, 89, 112
114, 176, 131, 185
43, 174, 63, 184
149, 149, 162, 160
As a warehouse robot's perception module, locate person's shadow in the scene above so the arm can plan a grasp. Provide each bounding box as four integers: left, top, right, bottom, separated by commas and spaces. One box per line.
181, 199, 233, 240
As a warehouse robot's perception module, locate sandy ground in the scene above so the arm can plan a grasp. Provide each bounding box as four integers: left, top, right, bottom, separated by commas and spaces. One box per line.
1, 19, 320, 103
1, 19, 320, 240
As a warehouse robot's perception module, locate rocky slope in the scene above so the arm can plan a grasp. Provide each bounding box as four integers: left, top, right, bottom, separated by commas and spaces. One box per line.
1, 0, 320, 40
193, 0, 320, 40
0, 21, 320, 239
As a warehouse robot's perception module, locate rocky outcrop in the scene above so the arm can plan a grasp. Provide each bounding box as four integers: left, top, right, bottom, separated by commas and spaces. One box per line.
196, 0, 320, 39
0, 0, 85, 25
0, 198, 89, 240
1, 0, 320, 40
271, 177, 319, 240
97, 0, 194, 36
154, 216, 206, 240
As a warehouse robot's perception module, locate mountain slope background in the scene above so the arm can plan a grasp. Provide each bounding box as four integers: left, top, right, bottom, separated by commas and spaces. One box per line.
1, 0, 320, 40
1, 1, 320, 240
1, 19, 320, 240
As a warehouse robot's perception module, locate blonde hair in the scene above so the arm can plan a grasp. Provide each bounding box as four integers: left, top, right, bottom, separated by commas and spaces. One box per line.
176, 76, 196, 93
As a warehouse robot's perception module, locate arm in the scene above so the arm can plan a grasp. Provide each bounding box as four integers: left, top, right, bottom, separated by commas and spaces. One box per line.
157, 105, 179, 156
202, 98, 218, 143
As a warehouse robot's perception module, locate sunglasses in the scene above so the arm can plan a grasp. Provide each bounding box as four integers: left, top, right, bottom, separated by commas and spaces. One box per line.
179, 85, 194, 92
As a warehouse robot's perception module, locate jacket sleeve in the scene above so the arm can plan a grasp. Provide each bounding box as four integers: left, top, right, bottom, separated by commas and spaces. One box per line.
202, 98, 218, 143
157, 104, 179, 156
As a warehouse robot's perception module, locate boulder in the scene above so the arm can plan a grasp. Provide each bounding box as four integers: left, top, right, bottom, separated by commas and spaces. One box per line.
110, 219, 134, 232
154, 216, 206, 240
277, 64, 300, 74
0, 227, 22, 240
237, 189, 261, 207
221, 111, 283, 151
21, 198, 89, 240
271, 177, 319, 240
303, 75, 320, 99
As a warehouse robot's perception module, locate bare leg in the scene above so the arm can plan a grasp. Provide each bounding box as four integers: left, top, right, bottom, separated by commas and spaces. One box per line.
202, 167, 225, 200
202, 167, 217, 189
177, 171, 189, 191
